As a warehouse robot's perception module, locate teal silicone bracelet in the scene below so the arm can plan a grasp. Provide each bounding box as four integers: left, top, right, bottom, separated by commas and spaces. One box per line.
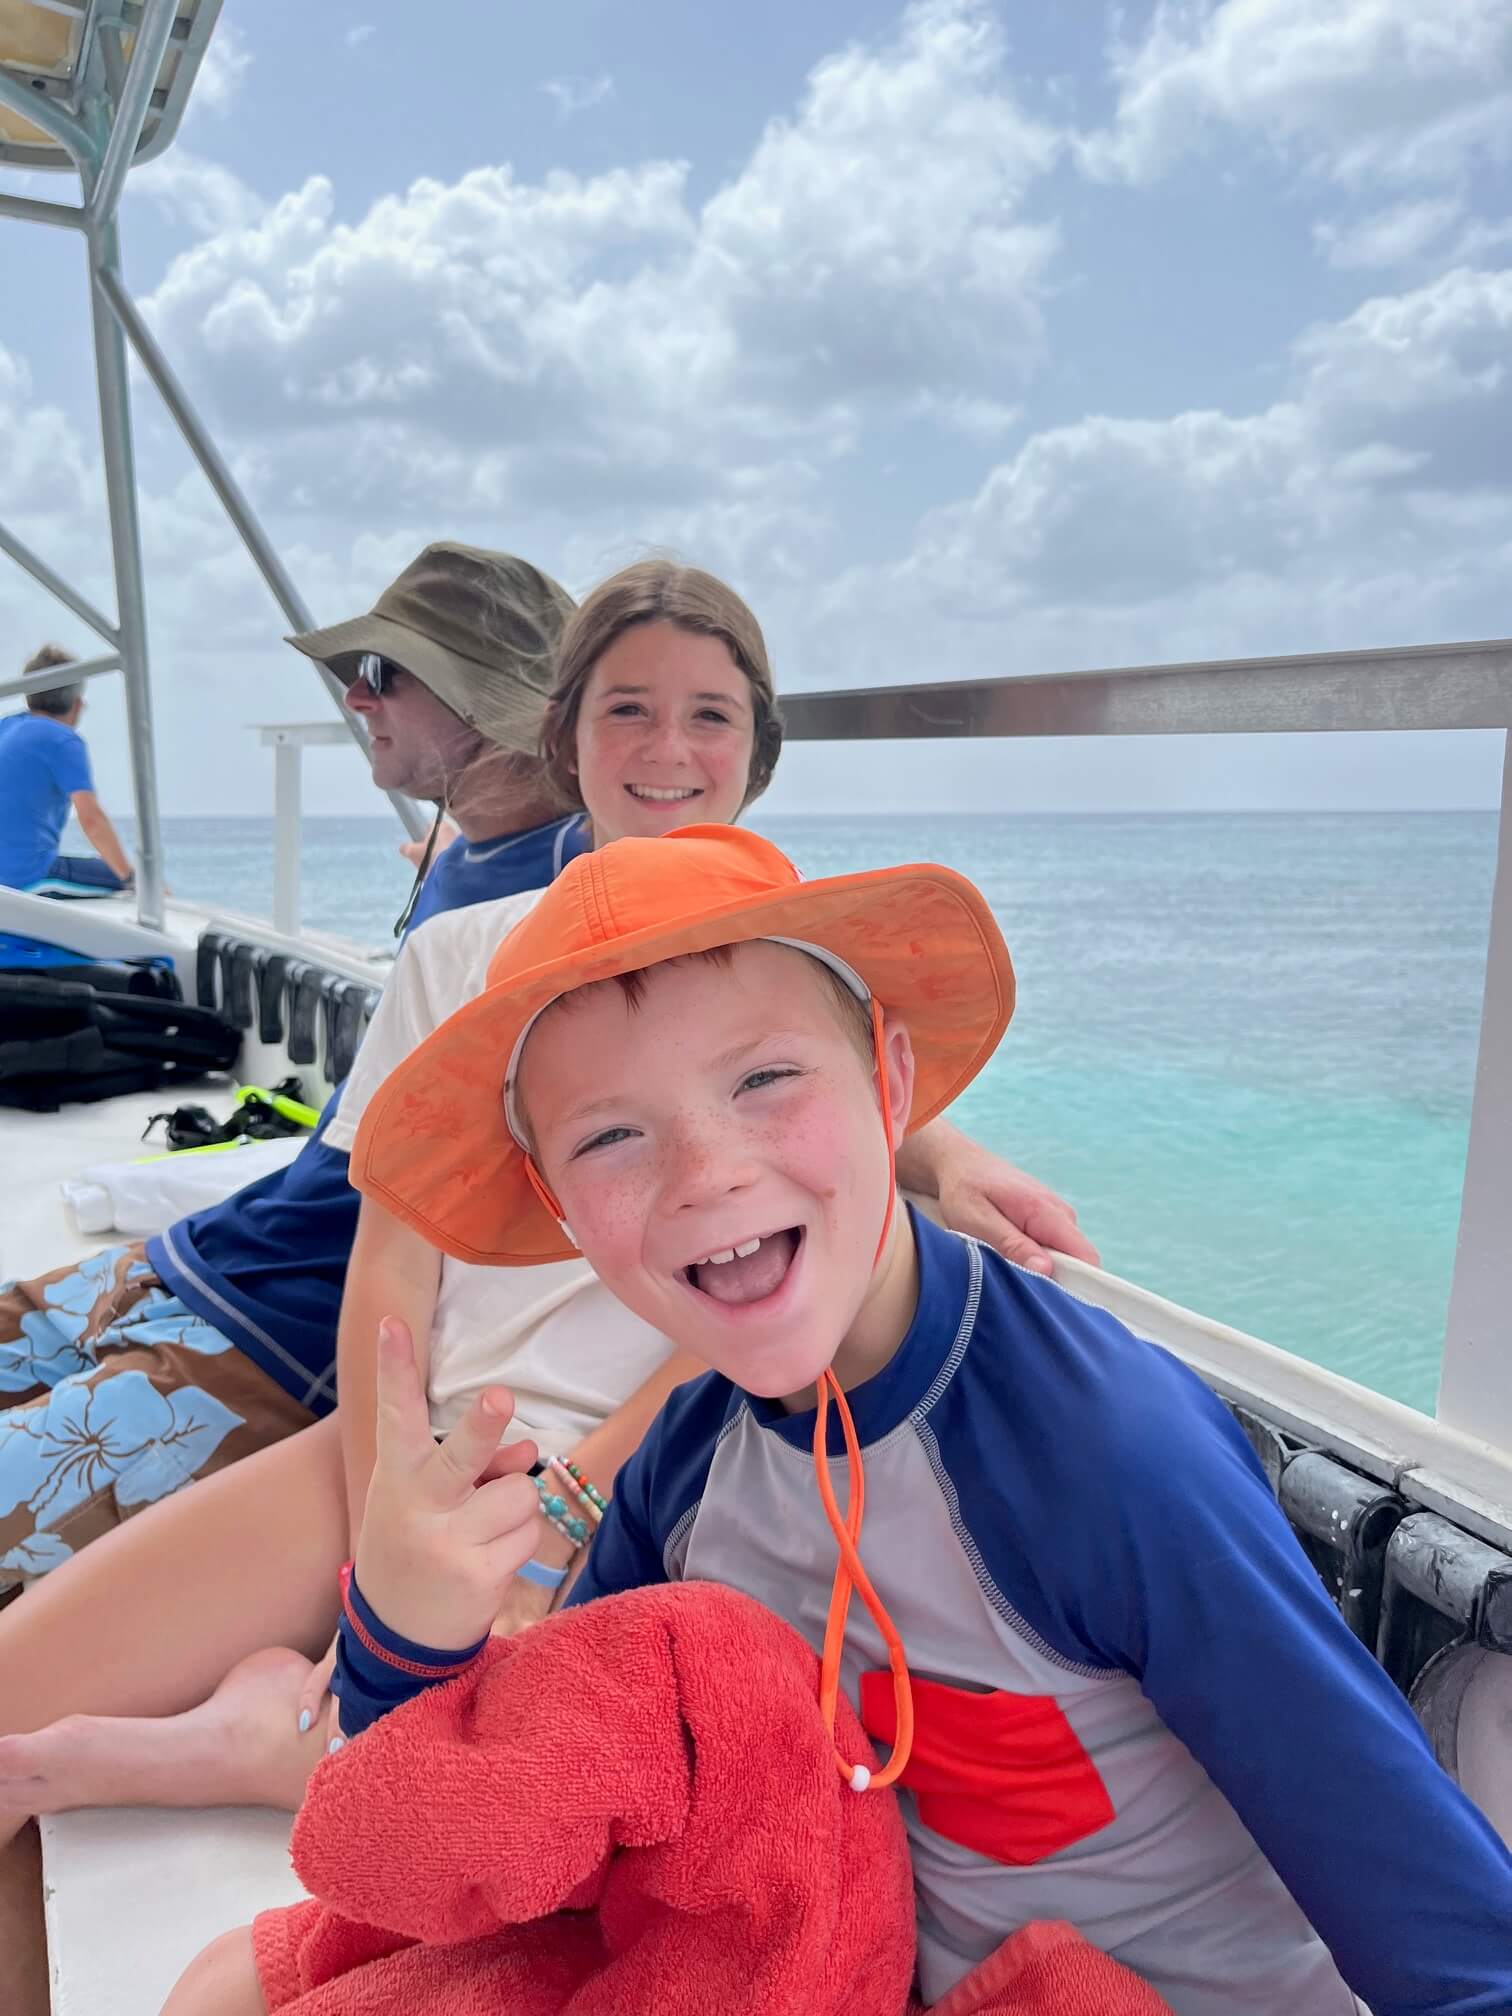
516, 1557, 569, 1591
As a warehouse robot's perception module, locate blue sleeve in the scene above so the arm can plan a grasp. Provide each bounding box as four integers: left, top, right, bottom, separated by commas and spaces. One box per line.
331, 1570, 486, 1739
1018, 1332, 1512, 2015
50, 726, 92, 798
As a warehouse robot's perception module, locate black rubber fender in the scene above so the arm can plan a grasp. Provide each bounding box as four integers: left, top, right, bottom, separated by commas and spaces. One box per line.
285, 961, 321, 1066
328, 979, 367, 1083
220, 942, 255, 1031
195, 931, 226, 1011
254, 951, 289, 1046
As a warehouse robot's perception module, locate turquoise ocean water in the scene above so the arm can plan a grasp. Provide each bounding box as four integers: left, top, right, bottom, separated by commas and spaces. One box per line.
134, 811, 1497, 1416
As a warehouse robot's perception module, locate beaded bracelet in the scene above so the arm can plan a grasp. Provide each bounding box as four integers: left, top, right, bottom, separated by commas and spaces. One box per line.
544, 1455, 606, 1526
534, 1476, 589, 1548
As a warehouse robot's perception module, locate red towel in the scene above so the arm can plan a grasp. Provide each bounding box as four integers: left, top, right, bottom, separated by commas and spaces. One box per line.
254, 1582, 1170, 2016
919, 1919, 1174, 2016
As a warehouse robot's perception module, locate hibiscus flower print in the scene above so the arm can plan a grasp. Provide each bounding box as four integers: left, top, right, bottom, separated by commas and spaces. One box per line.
1, 1372, 243, 1528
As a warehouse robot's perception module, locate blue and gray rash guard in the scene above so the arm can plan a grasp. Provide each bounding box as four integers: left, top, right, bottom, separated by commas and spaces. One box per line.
567, 1210, 1512, 2016
343, 1208, 1512, 2014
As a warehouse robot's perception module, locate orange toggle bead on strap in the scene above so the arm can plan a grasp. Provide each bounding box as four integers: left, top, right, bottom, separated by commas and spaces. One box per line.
813, 1371, 914, 1791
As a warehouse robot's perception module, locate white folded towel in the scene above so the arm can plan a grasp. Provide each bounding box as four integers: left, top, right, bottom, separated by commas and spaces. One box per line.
61, 1135, 306, 1237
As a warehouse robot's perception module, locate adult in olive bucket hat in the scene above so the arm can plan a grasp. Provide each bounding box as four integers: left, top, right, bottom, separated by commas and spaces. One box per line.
287, 543, 582, 931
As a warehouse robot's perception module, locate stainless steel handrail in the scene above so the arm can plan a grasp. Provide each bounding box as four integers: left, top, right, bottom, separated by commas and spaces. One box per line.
780, 637, 1512, 742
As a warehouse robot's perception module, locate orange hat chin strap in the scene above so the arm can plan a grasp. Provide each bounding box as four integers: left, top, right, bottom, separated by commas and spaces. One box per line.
524, 1155, 575, 1249
811, 996, 913, 1793
870, 996, 898, 1273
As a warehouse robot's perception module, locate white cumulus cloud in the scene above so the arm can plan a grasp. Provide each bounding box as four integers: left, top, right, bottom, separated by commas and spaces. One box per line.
804, 261, 1512, 696
1314, 198, 1463, 269
1083, 0, 1512, 188
133, 0, 1060, 537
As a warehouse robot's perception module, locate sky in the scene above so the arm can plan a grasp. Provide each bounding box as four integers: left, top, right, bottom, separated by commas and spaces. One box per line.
1, 0, 1510, 819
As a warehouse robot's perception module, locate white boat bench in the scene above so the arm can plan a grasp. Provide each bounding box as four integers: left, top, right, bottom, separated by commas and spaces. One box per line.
0, 1089, 306, 2012
42, 1808, 304, 2016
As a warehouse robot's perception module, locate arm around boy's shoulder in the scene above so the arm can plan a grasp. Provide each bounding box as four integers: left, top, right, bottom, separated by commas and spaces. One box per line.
960, 1262, 1512, 2014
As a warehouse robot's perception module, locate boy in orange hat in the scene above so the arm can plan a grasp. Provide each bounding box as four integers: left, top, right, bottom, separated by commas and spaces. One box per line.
325, 825, 1511, 2016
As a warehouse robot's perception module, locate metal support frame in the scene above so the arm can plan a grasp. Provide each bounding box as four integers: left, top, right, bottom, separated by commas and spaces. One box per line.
1440, 736, 1512, 1446
0, 651, 121, 703
2, 0, 421, 947
62, 0, 179, 936
0, 59, 92, 157
256, 723, 350, 935
88, 0, 177, 227
85, 207, 168, 929
0, 517, 118, 645
0, 189, 86, 228
272, 740, 304, 940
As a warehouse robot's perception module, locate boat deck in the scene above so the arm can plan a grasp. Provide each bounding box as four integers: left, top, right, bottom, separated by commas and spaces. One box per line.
0, 1085, 187, 1280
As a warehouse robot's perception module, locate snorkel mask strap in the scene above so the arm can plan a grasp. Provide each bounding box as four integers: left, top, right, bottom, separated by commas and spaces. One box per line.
811, 992, 913, 1793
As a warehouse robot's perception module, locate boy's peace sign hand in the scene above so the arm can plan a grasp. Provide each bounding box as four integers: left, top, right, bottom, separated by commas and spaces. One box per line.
353, 1317, 541, 1652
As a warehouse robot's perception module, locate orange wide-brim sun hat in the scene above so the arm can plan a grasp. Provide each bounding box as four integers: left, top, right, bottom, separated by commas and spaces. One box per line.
350, 825, 1015, 1267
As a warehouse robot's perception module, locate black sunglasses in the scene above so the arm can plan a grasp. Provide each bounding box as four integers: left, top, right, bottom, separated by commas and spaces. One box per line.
355, 651, 403, 698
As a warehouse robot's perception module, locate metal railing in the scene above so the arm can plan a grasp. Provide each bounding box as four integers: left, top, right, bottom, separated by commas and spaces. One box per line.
778, 636, 1512, 741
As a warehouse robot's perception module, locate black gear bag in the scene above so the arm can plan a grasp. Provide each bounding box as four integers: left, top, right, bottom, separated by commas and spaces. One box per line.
0, 971, 241, 1112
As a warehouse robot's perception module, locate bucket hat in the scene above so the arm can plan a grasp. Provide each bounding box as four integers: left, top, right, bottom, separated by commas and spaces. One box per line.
351, 824, 1014, 1266
286, 543, 574, 757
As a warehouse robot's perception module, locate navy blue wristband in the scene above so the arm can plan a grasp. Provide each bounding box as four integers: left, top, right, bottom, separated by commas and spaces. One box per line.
332, 1570, 489, 1741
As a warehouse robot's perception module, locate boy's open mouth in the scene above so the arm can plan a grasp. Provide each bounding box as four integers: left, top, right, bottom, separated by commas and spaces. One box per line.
683, 1227, 803, 1307
626, 784, 701, 803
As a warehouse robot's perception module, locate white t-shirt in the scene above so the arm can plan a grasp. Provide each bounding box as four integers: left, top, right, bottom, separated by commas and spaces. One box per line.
326, 890, 677, 1440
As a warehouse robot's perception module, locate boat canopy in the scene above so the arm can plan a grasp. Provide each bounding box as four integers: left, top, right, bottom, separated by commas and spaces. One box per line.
0, 0, 216, 172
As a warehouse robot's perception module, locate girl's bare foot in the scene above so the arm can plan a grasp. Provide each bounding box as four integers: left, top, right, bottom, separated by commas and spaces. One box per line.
0, 1648, 326, 1821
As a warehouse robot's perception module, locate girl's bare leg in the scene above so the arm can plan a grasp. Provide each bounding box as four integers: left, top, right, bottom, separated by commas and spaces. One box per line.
160, 1925, 267, 2016
0, 1415, 348, 1841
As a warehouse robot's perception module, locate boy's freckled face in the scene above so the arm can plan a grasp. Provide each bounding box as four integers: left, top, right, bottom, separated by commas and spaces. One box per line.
517, 944, 897, 1397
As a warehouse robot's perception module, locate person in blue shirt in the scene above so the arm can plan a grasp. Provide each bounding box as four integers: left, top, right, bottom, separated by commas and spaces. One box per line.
0, 544, 589, 1598
0, 645, 137, 967
198, 822, 1511, 2016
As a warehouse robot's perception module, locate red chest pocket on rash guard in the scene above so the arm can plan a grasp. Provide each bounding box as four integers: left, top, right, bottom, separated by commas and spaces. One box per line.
859, 1671, 1115, 1867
